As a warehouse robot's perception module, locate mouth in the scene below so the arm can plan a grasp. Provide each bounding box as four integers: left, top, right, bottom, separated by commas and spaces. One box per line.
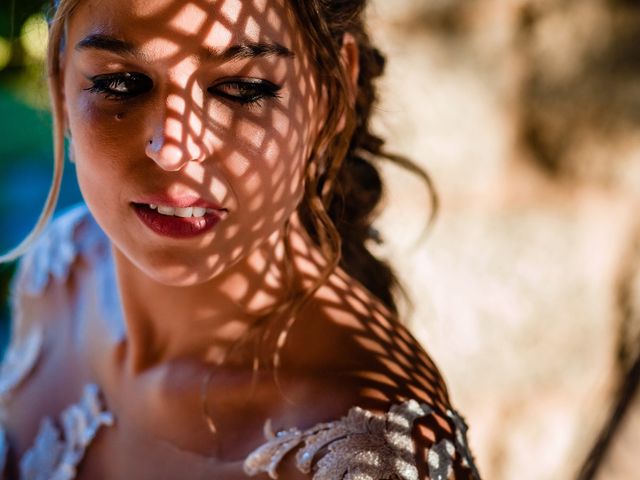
131, 202, 228, 239
142, 203, 223, 218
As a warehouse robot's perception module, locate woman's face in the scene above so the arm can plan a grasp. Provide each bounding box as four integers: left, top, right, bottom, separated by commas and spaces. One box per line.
62, 0, 322, 285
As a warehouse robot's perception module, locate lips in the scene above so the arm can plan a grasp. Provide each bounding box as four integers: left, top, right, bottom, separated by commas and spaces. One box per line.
131, 195, 228, 239
133, 194, 225, 210
151, 204, 210, 218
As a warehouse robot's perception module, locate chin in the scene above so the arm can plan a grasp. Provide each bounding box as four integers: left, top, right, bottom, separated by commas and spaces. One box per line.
117, 245, 215, 287
141, 260, 220, 287
149, 271, 203, 287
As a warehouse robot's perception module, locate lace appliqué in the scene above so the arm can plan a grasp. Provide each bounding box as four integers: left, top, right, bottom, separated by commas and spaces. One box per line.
15, 384, 114, 480
244, 399, 433, 480
14, 204, 106, 298
0, 205, 97, 403
427, 410, 481, 480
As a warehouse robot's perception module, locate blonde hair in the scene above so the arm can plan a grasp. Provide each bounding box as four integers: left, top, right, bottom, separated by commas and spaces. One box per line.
0, 1, 81, 263
6, 0, 435, 312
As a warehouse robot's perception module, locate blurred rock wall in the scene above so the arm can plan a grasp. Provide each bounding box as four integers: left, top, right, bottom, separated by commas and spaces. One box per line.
367, 0, 640, 478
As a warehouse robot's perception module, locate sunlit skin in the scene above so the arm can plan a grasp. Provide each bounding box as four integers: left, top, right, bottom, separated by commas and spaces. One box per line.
63, 0, 320, 371
0, 0, 471, 478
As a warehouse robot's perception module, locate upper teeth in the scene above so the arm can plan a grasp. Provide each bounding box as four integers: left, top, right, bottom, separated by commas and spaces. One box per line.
149, 204, 210, 218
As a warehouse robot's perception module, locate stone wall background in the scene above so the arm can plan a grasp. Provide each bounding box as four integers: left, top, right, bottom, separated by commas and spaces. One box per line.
366, 0, 640, 478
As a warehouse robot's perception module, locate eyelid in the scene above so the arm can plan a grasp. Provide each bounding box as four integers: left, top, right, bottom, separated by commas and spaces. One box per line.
88, 71, 149, 82
208, 77, 282, 100
85, 72, 153, 100
210, 77, 282, 91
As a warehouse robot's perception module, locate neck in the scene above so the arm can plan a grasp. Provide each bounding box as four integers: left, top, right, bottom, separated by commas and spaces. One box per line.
112, 224, 302, 374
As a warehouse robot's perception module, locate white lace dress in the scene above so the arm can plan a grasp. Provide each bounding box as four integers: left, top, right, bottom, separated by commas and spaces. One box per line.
0, 204, 481, 480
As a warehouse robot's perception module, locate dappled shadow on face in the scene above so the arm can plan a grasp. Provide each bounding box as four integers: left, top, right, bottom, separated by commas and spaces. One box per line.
65, 0, 325, 368
67, 0, 318, 286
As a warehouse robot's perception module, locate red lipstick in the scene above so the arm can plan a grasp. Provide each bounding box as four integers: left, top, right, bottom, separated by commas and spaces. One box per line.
131, 195, 227, 239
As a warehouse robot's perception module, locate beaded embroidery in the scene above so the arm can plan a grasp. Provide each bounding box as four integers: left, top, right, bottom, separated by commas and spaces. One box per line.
244, 399, 480, 480
445, 409, 481, 479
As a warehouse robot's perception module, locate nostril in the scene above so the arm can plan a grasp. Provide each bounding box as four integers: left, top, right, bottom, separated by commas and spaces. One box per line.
154, 144, 194, 171
145, 129, 205, 170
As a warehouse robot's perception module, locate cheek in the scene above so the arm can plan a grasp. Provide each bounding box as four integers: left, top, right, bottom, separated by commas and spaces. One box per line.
269, 77, 320, 189
223, 84, 314, 208
68, 97, 128, 168
65, 72, 143, 154
66, 99, 145, 234
70, 115, 129, 206
67, 101, 148, 199
228, 136, 300, 239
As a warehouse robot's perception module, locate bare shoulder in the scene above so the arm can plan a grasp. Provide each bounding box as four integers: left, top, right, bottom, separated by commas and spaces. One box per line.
260, 268, 481, 479
282, 267, 450, 409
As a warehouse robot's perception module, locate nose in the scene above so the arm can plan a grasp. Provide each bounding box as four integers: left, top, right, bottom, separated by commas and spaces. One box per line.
145, 92, 206, 171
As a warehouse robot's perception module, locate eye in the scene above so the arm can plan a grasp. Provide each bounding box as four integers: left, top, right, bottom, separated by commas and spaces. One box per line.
209, 78, 282, 107
85, 72, 153, 100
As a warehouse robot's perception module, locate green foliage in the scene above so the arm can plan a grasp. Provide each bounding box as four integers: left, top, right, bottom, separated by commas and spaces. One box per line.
0, 89, 52, 162
0, 0, 49, 40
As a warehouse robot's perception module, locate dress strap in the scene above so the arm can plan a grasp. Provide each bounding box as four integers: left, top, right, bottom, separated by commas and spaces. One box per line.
1, 204, 125, 401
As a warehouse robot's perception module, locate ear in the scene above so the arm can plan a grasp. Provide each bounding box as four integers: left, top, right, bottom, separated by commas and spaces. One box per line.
341, 32, 360, 104
337, 32, 360, 132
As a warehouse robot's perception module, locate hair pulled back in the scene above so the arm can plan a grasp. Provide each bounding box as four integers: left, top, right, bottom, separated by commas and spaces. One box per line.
289, 0, 436, 314
5, 0, 436, 318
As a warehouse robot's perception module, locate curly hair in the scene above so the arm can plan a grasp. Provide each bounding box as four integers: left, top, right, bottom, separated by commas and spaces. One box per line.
288, 0, 437, 314
2, 0, 436, 315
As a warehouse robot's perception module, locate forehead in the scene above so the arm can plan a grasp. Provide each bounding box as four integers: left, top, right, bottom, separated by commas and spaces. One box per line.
68, 0, 304, 60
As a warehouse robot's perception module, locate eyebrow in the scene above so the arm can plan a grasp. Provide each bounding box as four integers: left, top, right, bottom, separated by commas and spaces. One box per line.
221, 42, 294, 61
75, 34, 295, 61
76, 34, 136, 55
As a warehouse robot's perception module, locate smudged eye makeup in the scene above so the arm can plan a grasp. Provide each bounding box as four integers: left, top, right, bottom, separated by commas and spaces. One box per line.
85, 72, 282, 108
85, 72, 153, 100
208, 78, 282, 107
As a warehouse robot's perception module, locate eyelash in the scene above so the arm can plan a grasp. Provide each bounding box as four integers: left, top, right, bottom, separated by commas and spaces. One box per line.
210, 79, 282, 108
85, 73, 282, 107
85, 72, 151, 100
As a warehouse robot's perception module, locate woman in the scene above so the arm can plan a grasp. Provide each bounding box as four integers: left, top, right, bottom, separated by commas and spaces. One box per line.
0, 0, 481, 478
